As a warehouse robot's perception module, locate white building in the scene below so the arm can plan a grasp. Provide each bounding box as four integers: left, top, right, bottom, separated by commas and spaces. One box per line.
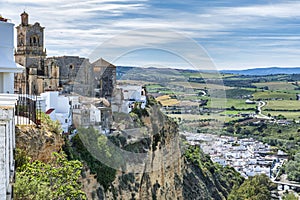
38, 91, 72, 133
0, 18, 23, 93
0, 17, 24, 200
72, 99, 111, 134
112, 85, 147, 113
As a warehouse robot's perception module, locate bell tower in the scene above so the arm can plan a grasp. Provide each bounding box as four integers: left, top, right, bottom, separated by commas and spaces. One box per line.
14, 11, 47, 95
21, 11, 28, 26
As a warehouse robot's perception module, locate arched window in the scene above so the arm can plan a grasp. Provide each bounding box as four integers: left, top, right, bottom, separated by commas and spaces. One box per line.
30, 36, 39, 46
33, 37, 37, 45
18, 35, 24, 46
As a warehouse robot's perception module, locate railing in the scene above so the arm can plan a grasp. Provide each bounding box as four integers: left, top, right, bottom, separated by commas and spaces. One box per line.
15, 94, 41, 125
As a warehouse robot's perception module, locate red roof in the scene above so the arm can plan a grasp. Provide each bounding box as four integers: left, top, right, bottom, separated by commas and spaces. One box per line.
45, 108, 55, 114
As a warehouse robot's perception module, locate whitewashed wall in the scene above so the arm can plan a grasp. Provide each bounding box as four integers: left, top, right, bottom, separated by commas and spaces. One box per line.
0, 105, 16, 200
0, 21, 23, 94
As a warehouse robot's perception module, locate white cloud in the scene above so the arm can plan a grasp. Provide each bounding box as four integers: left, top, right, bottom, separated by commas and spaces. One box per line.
213, 1, 300, 18
1, 0, 300, 69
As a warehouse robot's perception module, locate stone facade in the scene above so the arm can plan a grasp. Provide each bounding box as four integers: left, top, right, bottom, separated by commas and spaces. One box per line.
14, 12, 116, 99
14, 12, 59, 95
92, 58, 116, 99
45, 56, 86, 88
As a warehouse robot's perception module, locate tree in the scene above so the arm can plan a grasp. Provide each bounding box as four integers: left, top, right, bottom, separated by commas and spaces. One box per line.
227, 126, 235, 134
228, 174, 276, 200
15, 152, 86, 200
285, 153, 300, 182
282, 192, 298, 200
69, 127, 122, 191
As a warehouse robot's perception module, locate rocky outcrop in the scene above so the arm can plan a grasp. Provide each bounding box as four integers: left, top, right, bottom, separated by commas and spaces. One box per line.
96, 102, 242, 199
26, 98, 242, 200
182, 145, 244, 200
15, 124, 64, 163
103, 104, 183, 200
80, 166, 104, 200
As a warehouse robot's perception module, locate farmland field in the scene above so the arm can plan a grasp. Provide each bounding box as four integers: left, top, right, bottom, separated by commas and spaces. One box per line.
261, 111, 300, 120
207, 98, 257, 109
219, 110, 254, 115
156, 95, 180, 106
253, 82, 297, 91
252, 91, 295, 100
169, 82, 231, 90
264, 100, 300, 110
167, 113, 238, 123
182, 72, 235, 79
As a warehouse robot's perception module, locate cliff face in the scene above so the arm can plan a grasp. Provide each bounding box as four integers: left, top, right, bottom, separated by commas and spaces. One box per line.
104, 104, 183, 200
15, 120, 64, 163
15, 102, 241, 199
98, 103, 243, 200
182, 146, 244, 200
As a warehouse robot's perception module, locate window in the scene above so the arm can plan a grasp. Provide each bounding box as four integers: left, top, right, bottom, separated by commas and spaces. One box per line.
65, 119, 68, 123
30, 36, 39, 46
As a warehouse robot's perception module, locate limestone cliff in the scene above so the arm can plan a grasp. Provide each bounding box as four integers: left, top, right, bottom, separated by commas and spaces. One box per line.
73, 100, 243, 200
104, 104, 183, 200
15, 116, 64, 163
64, 99, 243, 200
15, 101, 243, 200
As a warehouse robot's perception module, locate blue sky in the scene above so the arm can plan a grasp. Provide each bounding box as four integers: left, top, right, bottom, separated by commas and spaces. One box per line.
1, 0, 300, 70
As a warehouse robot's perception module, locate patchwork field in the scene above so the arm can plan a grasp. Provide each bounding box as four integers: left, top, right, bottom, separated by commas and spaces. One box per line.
167, 113, 237, 123
181, 71, 235, 78
208, 98, 256, 110
155, 95, 180, 106
169, 82, 231, 90
252, 91, 295, 100
261, 111, 300, 120
264, 100, 300, 110
253, 82, 297, 91
122, 66, 300, 125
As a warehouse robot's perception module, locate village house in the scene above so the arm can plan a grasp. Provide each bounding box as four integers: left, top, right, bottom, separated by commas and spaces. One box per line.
112, 84, 147, 113
183, 132, 287, 179
72, 97, 111, 134
37, 91, 72, 133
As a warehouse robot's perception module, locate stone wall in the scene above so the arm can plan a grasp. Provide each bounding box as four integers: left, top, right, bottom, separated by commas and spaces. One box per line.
46, 56, 86, 85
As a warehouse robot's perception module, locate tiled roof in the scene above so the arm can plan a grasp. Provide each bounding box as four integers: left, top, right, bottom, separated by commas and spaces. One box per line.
45, 108, 55, 114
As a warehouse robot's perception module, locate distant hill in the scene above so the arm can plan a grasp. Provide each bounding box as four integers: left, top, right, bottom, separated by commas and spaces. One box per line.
221, 67, 300, 75
117, 66, 300, 76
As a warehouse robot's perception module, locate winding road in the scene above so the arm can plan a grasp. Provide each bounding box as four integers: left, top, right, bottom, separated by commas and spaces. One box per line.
255, 101, 272, 119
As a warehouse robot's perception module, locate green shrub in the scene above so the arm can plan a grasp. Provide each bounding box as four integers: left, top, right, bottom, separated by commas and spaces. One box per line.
15, 152, 86, 200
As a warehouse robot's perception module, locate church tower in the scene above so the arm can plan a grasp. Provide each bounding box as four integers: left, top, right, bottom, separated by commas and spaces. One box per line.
15, 11, 47, 95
